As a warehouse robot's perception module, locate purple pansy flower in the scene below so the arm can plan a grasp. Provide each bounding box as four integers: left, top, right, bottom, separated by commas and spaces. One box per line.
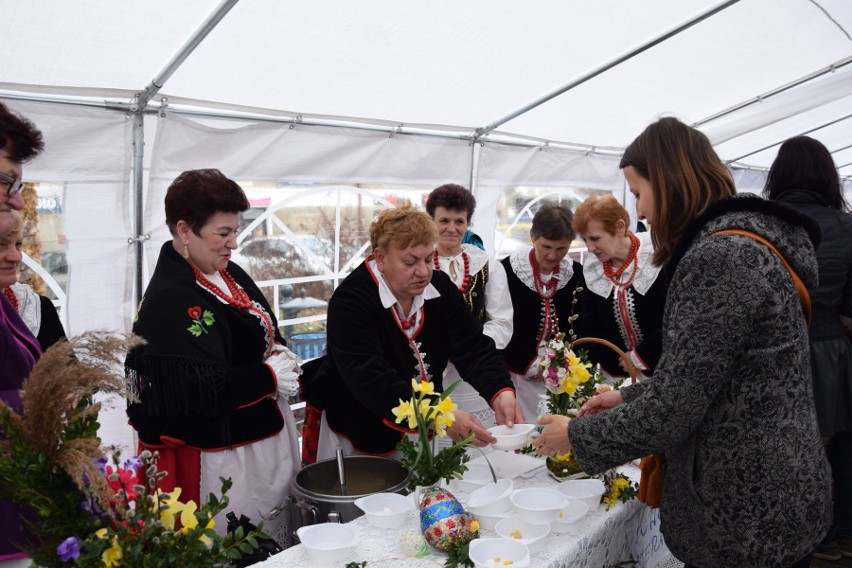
56, 537, 80, 562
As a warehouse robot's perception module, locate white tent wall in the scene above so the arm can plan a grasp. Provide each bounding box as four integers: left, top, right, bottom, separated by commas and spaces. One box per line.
146, 112, 475, 272
473, 143, 626, 251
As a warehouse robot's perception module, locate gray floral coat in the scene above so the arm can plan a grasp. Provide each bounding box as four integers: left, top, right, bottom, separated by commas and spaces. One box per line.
570, 195, 832, 568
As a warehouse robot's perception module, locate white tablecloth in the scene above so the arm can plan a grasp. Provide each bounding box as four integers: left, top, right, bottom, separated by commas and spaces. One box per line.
259, 454, 684, 568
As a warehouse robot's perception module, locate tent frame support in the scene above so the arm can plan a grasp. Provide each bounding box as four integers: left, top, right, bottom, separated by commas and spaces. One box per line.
130, 0, 239, 305
471, 0, 740, 142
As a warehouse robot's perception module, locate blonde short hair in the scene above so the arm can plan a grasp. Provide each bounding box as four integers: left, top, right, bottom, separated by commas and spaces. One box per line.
3, 210, 24, 238
370, 205, 438, 252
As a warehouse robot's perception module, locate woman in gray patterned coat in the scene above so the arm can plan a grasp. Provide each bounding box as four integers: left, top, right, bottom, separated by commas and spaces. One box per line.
533, 117, 831, 568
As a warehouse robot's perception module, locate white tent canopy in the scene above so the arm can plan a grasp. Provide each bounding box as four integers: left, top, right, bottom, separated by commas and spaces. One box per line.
3, 0, 852, 450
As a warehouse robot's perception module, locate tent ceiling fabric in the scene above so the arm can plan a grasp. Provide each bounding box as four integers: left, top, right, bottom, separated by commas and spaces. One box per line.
2, 0, 852, 173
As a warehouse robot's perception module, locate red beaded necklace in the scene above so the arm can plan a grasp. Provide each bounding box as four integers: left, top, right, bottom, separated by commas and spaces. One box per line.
528, 249, 562, 342
192, 266, 253, 309
528, 248, 560, 299
603, 233, 640, 288
433, 250, 471, 293
192, 266, 277, 354
3, 287, 18, 311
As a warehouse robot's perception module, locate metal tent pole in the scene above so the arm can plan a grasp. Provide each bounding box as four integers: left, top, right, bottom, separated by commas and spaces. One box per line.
472, 0, 739, 141
131, 0, 240, 306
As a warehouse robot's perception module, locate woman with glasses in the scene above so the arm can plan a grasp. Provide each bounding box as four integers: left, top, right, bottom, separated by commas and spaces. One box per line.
125, 169, 300, 547
0, 101, 45, 566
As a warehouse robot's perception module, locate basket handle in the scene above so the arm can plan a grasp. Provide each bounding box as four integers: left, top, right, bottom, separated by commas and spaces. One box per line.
570, 337, 638, 383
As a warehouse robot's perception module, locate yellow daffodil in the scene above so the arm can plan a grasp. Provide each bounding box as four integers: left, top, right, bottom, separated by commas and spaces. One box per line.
412, 379, 435, 396
392, 399, 417, 429
567, 351, 593, 383
180, 500, 215, 546
552, 450, 573, 463
418, 398, 433, 421
436, 395, 457, 418
101, 538, 122, 567
469, 519, 480, 533
433, 412, 453, 437
158, 487, 186, 531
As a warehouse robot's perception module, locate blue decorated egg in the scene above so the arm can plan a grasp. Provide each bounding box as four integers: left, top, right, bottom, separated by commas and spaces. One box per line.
418, 486, 477, 552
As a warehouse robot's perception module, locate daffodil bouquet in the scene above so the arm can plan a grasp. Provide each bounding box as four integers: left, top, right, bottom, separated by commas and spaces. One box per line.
541, 332, 601, 417
392, 379, 474, 490
540, 332, 612, 479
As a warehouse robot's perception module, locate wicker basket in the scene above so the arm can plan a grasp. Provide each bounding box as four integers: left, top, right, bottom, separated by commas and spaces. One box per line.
570, 336, 637, 384
546, 337, 637, 481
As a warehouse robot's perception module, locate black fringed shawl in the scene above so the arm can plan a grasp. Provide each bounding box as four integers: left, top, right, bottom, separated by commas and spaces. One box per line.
126, 242, 283, 450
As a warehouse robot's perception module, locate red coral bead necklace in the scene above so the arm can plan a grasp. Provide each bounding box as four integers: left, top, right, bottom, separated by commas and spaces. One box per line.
528, 248, 560, 299
603, 233, 640, 288
433, 250, 471, 293
192, 266, 253, 310
3, 287, 18, 311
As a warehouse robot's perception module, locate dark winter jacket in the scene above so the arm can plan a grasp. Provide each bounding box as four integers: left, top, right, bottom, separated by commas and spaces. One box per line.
775, 188, 852, 339
570, 195, 832, 568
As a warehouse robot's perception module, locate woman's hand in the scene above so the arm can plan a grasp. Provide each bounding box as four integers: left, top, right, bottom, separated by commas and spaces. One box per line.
576, 390, 623, 417
447, 410, 495, 447
532, 414, 571, 457
492, 390, 525, 428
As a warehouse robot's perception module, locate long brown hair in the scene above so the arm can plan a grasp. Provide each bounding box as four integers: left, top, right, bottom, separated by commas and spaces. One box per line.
619, 117, 735, 266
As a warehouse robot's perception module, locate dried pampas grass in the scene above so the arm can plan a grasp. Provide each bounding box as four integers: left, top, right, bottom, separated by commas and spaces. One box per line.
0, 330, 144, 501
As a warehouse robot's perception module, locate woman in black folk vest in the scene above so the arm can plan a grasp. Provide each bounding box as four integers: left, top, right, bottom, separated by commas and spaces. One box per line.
302, 206, 524, 459
426, 184, 513, 445
572, 194, 665, 381
501, 203, 584, 421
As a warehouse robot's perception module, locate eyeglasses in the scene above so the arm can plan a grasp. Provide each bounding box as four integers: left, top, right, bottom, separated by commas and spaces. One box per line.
0, 172, 24, 196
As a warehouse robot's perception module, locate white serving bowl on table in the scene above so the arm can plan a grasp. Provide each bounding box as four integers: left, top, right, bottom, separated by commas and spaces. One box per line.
467, 478, 514, 516
494, 516, 551, 554
488, 423, 536, 451
451, 462, 496, 493
469, 537, 531, 568
509, 487, 569, 524
551, 498, 590, 533
353, 491, 415, 529
556, 478, 606, 511
472, 508, 513, 531
295, 522, 358, 565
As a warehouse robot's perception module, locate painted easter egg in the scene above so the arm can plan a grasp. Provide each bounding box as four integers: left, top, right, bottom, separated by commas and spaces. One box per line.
418, 486, 477, 552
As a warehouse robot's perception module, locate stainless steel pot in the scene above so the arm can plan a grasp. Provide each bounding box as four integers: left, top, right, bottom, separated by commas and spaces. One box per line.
290, 455, 412, 527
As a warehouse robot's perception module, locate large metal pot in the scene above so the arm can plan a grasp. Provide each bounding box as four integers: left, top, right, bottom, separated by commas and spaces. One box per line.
290, 455, 412, 527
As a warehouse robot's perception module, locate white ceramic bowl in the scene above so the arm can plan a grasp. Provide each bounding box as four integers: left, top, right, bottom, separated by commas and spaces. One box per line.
551, 498, 590, 534
469, 537, 531, 568
488, 424, 536, 451
296, 522, 358, 565
471, 508, 513, 531
556, 478, 606, 511
353, 492, 415, 529
451, 462, 497, 493
467, 478, 514, 516
509, 487, 569, 524
494, 516, 551, 554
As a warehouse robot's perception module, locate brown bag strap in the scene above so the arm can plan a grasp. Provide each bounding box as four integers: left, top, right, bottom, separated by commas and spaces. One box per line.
713, 229, 811, 325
